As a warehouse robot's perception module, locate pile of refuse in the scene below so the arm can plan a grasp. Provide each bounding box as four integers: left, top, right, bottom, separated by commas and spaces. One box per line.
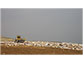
0, 41, 83, 51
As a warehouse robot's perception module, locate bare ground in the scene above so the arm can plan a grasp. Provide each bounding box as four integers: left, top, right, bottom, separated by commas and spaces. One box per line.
1, 45, 83, 55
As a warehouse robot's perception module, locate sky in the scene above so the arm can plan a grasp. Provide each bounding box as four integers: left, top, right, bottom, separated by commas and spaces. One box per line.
1, 8, 82, 43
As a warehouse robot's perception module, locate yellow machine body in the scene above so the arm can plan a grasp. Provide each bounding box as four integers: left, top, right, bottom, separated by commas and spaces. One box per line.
14, 36, 25, 43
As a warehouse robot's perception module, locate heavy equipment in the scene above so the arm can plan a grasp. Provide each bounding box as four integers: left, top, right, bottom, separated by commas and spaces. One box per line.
14, 35, 25, 43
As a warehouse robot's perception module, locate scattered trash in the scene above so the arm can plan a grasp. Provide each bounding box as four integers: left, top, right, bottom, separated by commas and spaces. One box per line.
0, 41, 83, 51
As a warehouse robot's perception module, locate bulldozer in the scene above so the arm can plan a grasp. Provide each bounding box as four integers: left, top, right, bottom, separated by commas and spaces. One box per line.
14, 35, 25, 43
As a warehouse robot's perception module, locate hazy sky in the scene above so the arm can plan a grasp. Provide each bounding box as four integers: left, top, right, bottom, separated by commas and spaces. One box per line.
1, 8, 82, 43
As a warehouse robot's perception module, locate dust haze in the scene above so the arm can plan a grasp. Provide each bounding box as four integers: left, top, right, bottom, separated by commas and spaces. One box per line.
1, 8, 82, 43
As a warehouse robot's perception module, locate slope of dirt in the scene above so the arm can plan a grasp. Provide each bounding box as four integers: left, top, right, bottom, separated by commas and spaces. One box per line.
0, 36, 14, 42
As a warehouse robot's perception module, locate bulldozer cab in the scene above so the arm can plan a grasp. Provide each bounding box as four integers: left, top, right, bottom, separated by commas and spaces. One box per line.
14, 35, 25, 43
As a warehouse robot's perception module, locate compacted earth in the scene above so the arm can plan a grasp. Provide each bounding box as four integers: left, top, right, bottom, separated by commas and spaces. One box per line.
1, 45, 83, 55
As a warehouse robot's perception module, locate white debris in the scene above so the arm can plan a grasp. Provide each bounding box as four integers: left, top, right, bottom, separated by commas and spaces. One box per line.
0, 41, 83, 51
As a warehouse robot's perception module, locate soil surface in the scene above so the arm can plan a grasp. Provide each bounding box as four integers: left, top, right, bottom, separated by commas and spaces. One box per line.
1, 45, 83, 55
